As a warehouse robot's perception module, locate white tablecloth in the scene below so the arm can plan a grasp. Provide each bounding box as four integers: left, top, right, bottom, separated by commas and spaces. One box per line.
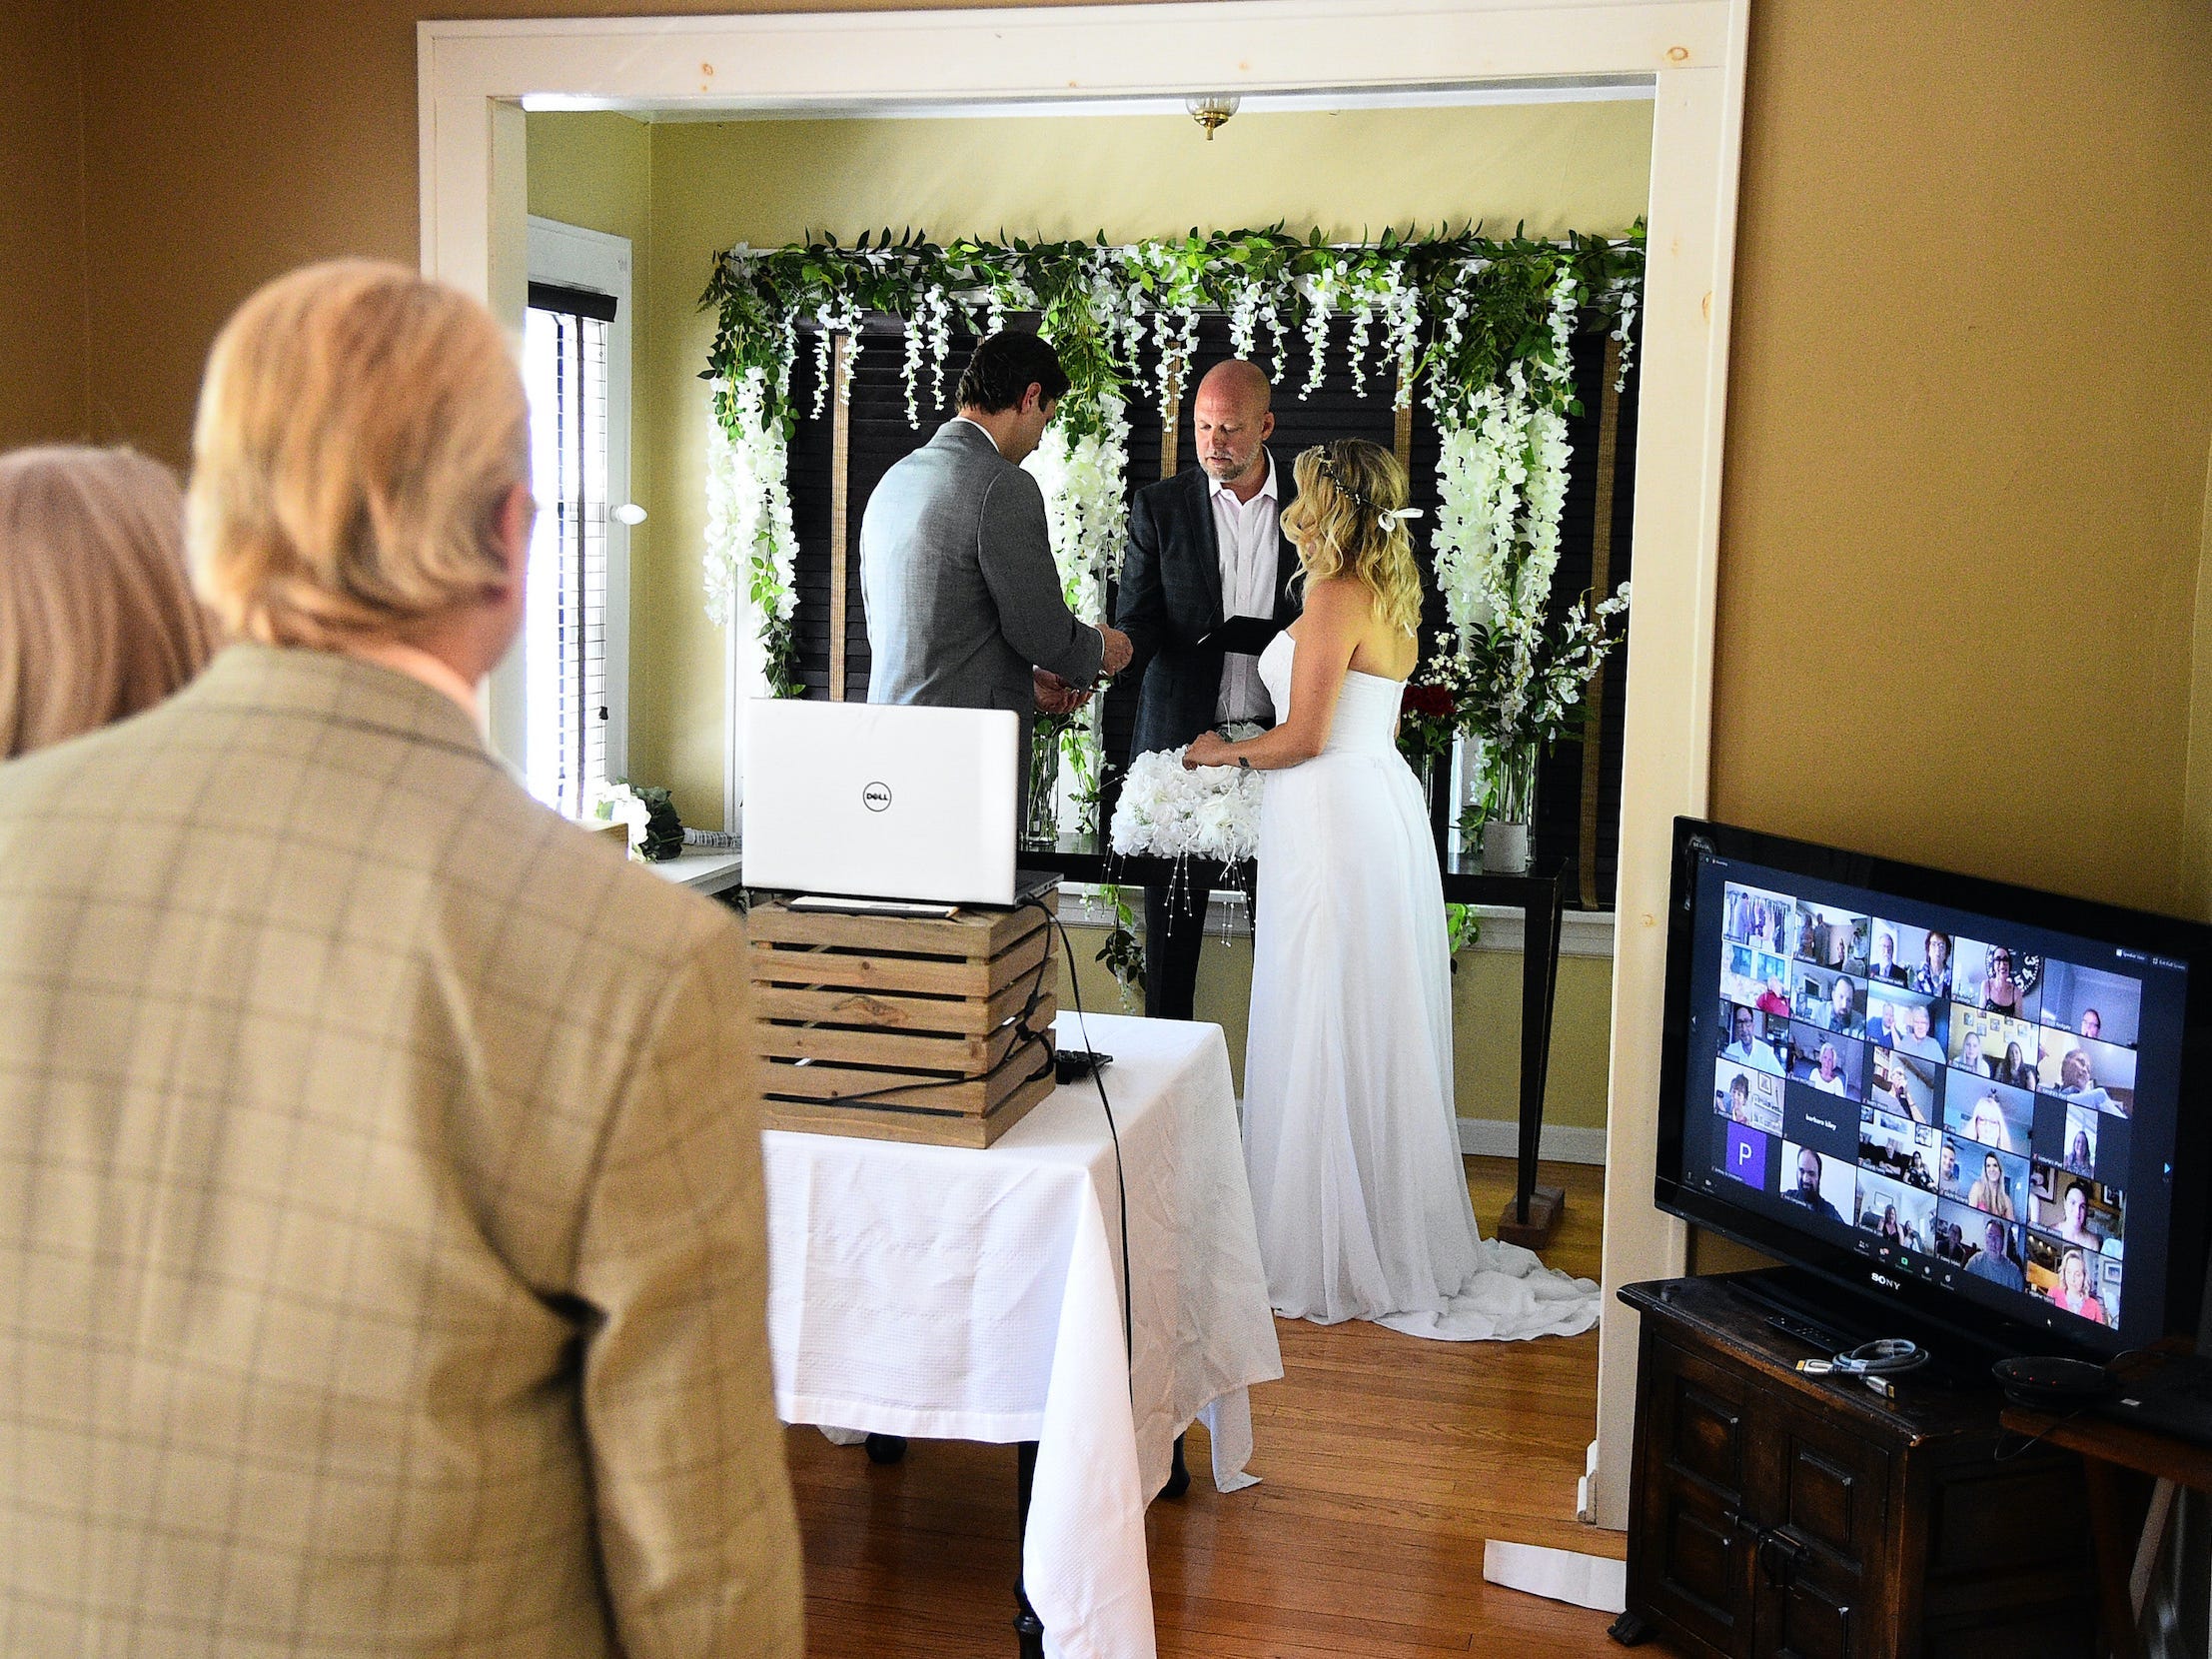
763, 1010, 1282, 1659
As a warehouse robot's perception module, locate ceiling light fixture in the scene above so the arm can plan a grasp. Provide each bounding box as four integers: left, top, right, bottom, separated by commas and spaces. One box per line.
1186, 93, 1240, 140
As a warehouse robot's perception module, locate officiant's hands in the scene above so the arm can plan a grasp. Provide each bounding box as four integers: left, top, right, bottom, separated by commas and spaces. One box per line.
1033, 670, 1092, 717
1096, 624, 1134, 680
1183, 731, 1236, 770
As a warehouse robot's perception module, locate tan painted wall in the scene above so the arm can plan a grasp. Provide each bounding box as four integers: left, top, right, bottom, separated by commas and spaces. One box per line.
608, 101, 1654, 825
2, 0, 89, 448
1709, 1, 2212, 915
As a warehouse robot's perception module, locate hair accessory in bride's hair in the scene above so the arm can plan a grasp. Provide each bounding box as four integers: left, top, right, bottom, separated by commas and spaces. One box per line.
1315, 451, 1416, 536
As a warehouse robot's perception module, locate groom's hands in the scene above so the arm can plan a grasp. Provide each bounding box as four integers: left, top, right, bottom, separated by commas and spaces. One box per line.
1033, 670, 1092, 717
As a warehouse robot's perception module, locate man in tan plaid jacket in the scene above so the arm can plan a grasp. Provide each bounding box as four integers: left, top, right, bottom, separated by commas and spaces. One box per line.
0, 262, 802, 1655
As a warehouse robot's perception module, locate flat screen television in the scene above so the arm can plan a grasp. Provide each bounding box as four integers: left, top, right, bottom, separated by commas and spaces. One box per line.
1658, 818, 2212, 1362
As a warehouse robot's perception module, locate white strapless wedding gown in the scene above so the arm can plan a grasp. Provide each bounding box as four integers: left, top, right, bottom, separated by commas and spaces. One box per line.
1241, 634, 1599, 1341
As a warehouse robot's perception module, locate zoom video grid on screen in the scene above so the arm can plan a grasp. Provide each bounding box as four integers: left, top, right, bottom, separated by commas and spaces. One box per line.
1684, 858, 2188, 1347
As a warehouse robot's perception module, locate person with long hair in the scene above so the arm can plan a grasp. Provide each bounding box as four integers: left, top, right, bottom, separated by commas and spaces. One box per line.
1966, 1151, 2016, 1220
0, 446, 215, 757
2049, 1248, 2109, 1325
1184, 439, 1595, 1340
1994, 1037, 2036, 1089
1967, 1090, 2016, 1153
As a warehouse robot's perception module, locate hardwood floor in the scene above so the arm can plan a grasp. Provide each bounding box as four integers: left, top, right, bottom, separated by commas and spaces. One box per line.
787, 1156, 1682, 1656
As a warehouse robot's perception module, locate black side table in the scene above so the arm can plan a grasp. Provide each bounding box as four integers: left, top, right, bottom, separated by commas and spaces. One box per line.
1028, 837, 1575, 1248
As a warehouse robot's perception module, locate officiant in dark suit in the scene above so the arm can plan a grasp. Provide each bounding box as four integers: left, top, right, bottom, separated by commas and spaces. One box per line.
1115, 359, 1300, 1020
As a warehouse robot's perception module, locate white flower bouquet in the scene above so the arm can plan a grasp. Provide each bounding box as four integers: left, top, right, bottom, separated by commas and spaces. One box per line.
1109, 731, 1265, 863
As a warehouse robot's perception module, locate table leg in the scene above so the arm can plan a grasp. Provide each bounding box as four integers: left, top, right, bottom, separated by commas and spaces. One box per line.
1014, 1439, 1044, 1659
1159, 1431, 1190, 1500
2081, 1457, 2147, 1659
1497, 868, 1568, 1249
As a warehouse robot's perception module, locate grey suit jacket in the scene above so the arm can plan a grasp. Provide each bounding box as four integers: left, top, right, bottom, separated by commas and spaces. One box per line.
859, 418, 1105, 762
0, 646, 801, 1657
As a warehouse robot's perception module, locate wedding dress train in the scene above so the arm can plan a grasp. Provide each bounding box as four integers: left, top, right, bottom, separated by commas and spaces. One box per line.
1240, 634, 1599, 1341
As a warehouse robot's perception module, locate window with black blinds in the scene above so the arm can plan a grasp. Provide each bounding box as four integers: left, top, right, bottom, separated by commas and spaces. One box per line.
524, 283, 614, 818
782, 311, 1639, 905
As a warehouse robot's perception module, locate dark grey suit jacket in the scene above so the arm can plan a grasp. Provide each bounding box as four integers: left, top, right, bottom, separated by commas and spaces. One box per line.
1116, 460, 1302, 756
859, 418, 1105, 763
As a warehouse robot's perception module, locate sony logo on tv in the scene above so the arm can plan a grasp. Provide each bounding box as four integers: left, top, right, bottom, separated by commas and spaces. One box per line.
1867, 1270, 1903, 1292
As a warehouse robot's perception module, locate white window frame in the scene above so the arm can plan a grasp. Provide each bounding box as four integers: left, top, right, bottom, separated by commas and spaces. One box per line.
491, 214, 633, 794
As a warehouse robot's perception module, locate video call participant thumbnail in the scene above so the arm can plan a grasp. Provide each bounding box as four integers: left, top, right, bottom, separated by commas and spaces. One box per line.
2039, 1029, 2135, 1117
1963, 1212, 2025, 1290
1856, 1169, 1936, 1252
1788, 1020, 1865, 1100
1782, 1143, 1847, 1222
2036, 1242, 2113, 1326
1714, 1059, 1783, 1135
1720, 1001, 1784, 1074
2031, 1170, 2123, 1255
1944, 1078, 2034, 1157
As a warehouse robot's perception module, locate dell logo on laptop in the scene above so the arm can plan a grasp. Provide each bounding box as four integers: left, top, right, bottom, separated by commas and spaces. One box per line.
861, 783, 893, 813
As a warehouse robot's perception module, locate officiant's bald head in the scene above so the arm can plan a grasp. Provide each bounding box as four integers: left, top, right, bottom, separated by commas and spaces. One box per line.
1194, 359, 1274, 492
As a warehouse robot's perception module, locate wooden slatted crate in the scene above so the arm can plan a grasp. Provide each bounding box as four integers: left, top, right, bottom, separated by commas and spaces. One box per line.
745, 898, 1059, 1147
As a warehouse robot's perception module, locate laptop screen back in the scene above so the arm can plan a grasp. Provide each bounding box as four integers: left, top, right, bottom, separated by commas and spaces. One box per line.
740, 699, 1018, 904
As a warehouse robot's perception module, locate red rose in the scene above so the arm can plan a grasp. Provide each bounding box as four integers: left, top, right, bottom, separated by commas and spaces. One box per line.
1402, 684, 1455, 720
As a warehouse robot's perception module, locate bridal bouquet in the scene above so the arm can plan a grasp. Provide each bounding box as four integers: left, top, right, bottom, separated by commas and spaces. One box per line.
1109, 731, 1265, 863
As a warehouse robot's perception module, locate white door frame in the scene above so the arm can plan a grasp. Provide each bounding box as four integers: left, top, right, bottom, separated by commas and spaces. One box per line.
418, 0, 1748, 1531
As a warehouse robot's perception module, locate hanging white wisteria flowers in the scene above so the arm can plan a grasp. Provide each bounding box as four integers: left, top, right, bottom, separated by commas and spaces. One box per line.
701, 369, 801, 694
698, 221, 1644, 743
698, 222, 1642, 990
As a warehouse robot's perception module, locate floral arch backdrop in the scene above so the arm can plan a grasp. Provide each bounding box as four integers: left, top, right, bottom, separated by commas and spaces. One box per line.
700, 225, 1643, 889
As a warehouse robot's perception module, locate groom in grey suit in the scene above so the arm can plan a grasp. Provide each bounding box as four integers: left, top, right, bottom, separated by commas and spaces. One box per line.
861, 330, 1132, 829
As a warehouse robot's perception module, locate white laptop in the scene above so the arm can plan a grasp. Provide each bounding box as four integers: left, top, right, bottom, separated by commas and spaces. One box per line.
741, 699, 1021, 907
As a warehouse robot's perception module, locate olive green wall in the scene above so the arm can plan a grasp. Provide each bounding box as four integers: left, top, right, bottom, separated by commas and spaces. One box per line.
527, 99, 1656, 829
522, 112, 667, 782
525, 101, 1648, 1140
1059, 922, 1618, 1136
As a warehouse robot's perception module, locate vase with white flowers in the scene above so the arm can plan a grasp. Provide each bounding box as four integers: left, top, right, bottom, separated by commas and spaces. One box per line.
1451, 584, 1630, 872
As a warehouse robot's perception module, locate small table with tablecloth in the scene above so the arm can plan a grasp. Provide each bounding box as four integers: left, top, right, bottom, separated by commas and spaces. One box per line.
762, 1010, 1282, 1659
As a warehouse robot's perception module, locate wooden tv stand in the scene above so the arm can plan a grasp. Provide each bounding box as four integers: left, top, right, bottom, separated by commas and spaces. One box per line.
1611, 1272, 2100, 1657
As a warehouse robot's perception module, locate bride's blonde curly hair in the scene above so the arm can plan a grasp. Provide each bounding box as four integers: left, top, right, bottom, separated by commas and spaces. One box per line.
1280, 439, 1424, 638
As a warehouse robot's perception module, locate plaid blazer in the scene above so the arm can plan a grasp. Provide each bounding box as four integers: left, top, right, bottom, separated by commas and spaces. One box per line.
0, 646, 801, 1657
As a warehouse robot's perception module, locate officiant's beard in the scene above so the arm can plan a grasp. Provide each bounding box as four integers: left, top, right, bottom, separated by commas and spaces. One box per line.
1201, 445, 1265, 487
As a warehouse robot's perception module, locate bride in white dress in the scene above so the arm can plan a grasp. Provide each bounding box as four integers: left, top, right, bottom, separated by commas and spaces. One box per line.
1183, 440, 1598, 1342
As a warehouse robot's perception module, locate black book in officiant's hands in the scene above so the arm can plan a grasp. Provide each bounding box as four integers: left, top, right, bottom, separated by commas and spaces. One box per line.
1195, 615, 1282, 657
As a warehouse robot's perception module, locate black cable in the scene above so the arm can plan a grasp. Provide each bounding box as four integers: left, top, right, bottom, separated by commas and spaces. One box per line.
1026, 894, 1135, 1380
818, 924, 1057, 1107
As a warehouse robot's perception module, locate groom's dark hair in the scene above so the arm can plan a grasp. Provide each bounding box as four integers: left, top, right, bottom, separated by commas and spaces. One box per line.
956, 331, 1070, 413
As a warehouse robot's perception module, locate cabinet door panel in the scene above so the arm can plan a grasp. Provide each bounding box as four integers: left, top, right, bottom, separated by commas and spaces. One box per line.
1633, 1335, 1754, 1656
1772, 1410, 1889, 1572
1762, 1570, 1857, 1659
1749, 1404, 1893, 1659
1654, 1337, 1753, 1504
